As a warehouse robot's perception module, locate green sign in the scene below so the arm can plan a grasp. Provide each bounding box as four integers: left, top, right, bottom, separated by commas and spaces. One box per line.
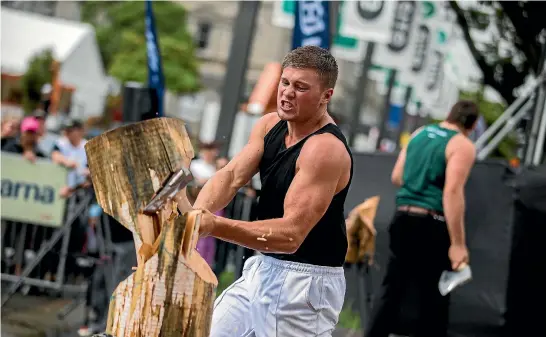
1, 153, 68, 227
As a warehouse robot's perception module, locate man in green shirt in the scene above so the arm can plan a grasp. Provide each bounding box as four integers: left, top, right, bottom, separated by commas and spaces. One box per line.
365, 100, 480, 337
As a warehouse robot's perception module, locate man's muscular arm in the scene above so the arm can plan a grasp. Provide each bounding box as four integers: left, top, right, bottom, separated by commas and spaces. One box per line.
204, 134, 351, 254
178, 114, 272, 214
443, 135, 476, 247
391, 127, 424, 186
391, 147, 406, 186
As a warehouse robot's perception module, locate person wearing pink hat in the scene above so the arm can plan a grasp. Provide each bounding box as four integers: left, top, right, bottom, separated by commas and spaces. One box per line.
2, 116, 46, 162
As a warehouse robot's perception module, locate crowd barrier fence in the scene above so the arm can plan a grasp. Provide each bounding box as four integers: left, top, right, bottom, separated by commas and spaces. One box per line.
0, 153, 119, 321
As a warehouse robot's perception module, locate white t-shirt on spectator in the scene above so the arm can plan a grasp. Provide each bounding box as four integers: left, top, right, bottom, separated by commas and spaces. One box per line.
190, 159, 216, 182
53, 137, 88, 188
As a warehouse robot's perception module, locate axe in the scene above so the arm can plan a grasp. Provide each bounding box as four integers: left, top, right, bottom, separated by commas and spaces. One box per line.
142, 167, 194, 215
438, 262, 472, 296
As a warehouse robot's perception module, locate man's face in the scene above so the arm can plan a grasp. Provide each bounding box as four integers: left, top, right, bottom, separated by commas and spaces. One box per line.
277, 67, 333, 122
66, 127, 84, 143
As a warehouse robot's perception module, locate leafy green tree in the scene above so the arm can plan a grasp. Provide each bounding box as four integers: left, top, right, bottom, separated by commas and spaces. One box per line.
459, 90, 517, 159
450, 1, 545, 104
21, 48, 54, 113
81, 1, 201, 93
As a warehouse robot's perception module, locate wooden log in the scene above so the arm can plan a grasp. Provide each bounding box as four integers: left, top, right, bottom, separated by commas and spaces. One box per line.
105, 210, 217, 337
85, 118, 217, 337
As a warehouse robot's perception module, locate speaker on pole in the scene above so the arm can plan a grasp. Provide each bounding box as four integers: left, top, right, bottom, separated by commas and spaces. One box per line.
122, 83, 159, 123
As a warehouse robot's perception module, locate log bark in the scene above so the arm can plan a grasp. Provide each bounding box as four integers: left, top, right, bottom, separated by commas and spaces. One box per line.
85, 118, 217, 337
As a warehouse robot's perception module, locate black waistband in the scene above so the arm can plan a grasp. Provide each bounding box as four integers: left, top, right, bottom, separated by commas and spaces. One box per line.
396, 210, 446, 222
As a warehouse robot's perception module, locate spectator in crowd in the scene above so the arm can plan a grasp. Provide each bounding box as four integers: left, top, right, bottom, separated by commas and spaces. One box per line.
2, 116, 46, 160
190, 141, 221, 185
190, 142, 222, 267
51, 119, 90, 198
33, 109, 58, 156
1, 116, 47, 280
49, 119, 92, 286
33, 109, 47, 135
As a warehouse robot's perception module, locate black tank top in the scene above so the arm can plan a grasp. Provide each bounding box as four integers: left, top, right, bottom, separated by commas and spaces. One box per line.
257, 120, 353, 267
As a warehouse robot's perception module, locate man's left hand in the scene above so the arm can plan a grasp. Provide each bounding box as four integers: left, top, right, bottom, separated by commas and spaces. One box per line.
197, 209, 216, 238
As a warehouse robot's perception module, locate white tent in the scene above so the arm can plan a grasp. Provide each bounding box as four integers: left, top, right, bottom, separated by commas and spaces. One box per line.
1, 8, 109, 117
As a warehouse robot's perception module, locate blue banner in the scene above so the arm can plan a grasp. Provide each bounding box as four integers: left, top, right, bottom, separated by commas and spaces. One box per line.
292, 1, 331, 50
145, 0, 165, 117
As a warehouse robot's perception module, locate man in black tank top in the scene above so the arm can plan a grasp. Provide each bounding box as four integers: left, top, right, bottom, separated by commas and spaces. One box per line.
176, 46, 353, 337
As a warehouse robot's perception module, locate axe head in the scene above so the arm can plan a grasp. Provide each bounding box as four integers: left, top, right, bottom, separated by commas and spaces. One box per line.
142, 167, 193, 215
438, 264, 472, 296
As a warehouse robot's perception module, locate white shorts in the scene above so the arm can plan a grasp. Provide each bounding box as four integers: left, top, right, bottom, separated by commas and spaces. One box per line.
210, 254, 346, 337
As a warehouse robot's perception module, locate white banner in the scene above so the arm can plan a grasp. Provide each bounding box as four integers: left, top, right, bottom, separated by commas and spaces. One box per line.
371, 1, 422, 70
400, 2, 456, 106
423, 74, 460, 120
339, 1, 396, 44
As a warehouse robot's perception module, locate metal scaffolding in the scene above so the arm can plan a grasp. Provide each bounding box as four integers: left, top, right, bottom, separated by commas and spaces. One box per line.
475, 72, 546, 166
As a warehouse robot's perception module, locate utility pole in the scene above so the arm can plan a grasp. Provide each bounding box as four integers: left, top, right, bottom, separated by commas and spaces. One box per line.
215, 1, 261, 157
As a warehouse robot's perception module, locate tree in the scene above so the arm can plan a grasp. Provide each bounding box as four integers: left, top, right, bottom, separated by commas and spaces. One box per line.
459, 90, 517, 159
450, 1, 546, 104
21, 48, 54, 113
81, 1, 201, 93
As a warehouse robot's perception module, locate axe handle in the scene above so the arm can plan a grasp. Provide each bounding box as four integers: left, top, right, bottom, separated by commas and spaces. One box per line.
174, 188, 194, 213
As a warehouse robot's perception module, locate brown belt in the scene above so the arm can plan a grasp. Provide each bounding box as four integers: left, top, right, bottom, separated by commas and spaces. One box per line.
397, 205, 444, 219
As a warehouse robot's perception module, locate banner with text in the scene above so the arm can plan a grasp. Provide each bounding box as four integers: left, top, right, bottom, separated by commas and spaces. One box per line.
339, 0, 396, 44
292, 0, 330, 49
371, 1, 422, 73
395, 2, 455, 106
1, 153, 68, 227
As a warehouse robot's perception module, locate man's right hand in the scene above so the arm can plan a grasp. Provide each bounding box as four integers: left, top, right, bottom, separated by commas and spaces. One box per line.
448, 244, 469, 271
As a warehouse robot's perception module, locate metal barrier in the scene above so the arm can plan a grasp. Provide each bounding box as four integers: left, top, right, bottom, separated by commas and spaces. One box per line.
0, 186, 115, 316
1, 189, 89, 307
